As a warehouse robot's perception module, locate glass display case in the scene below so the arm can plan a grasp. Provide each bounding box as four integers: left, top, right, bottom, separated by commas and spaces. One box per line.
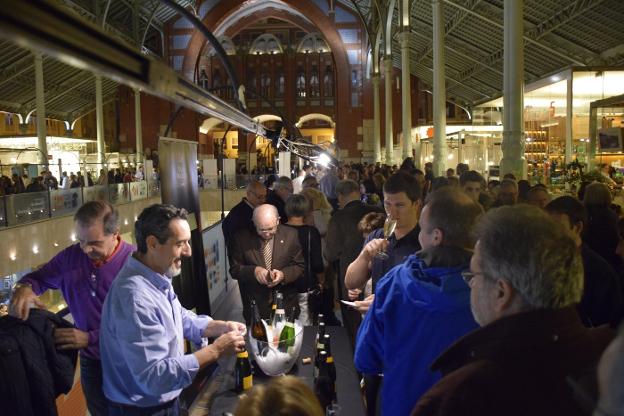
474, 69, 624, 184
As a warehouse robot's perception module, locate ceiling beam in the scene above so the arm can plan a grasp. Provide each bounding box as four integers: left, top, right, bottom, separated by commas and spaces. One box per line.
444, 0, 586, 65
482, 0, 603, 58
414, 0, 482, 63
0, 54, 37, 89
22, 74, 95, 110
409, 28, 504, 77
527, 0, 605, 41
410, 61, 491, 99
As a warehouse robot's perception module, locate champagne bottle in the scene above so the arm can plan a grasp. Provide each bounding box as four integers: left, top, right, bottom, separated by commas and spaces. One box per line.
234, 349, 253, 393
269, 289, 277, 323
316, 322, 326, 351
250, 300, 268, 342
250, 300, 268, 354
314, 331, 327, 380
323, 334, 336, 383
278, 307, 296, 353
271, 292, 285, 331
314, 351, 336, 409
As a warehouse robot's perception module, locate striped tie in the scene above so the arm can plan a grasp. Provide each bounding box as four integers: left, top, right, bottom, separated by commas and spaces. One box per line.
263, 238, 273, 271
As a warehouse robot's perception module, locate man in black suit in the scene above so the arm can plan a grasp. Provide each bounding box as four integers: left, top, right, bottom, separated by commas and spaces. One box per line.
546, 196, 624, 328
266, 176, 293, 222
222, 180, 267, 249
229, 204, 304, 324
325, 179, 382, 342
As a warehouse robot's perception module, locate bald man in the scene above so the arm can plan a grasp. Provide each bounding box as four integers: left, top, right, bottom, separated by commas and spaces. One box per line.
229, 204, 305, 324
223, 181, 267, 249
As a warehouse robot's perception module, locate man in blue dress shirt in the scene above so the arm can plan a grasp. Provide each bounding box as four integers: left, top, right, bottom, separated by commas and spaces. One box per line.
100, 204, 245, 415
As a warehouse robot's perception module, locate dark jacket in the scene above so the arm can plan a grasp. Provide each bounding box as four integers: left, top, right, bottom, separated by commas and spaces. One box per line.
412, 307, 614, 416
583, 205, 624, 276
324, 199, 383, 281
266, 190, 287, 223
222, 198, 254, 249
229, 225, 305, 324
284, 224, 324, 292
0, 309, 78, 416
580, 243, 624, 328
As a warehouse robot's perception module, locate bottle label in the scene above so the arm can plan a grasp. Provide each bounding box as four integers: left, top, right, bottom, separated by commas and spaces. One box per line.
275, 309, 284, 315
243, 375, 253, 390
327, 356, 334, 363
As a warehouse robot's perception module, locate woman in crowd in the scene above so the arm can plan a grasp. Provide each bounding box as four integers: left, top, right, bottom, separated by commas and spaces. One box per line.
300, 187, 333, 237
284, 194, 324, 326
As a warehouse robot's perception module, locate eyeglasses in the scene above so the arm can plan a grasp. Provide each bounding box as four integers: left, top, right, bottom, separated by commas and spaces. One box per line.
257, 223, 279, 233
461, 270, 486, 285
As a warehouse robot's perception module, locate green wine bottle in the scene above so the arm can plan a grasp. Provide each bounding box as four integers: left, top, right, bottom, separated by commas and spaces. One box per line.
278, 307, 296, 353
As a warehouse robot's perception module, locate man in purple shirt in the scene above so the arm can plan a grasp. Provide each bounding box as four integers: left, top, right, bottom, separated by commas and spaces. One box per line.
10, 200, 134, 416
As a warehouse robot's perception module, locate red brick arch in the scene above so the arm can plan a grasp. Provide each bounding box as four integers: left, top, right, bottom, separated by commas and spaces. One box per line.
182, 0, 352, 152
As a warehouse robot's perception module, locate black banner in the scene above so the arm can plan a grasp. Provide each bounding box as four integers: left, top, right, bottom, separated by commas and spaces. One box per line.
158, 137, 210, 315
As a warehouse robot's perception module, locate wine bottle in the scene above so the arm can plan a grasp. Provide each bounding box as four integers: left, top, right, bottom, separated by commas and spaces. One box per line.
278, 307, 296, 353
314, 351, 336, 409
271, 292, 285, 331
323, 334, 336, 383
250, 300, 268, 342
316, 322, 326, 350
269, 289, 277, 323
314, 331, 327, 380
234, 349, 253, 393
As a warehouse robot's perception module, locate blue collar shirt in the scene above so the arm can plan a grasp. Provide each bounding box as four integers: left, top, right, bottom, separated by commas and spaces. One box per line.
100, 255, 212, 406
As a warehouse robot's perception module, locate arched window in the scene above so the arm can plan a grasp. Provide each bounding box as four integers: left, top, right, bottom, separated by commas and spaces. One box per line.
225, 77, 232, 99
199, 69, 208, 90
323, 65, 334, 97
310, 65, 319, 97
212, 69, 222, 97
276, 71, 285, 98
296, 33, 330, 54
246, 68, 256, 91
296, 67, 306, 98
249, 34, 283, 55
261, 70, 271, 98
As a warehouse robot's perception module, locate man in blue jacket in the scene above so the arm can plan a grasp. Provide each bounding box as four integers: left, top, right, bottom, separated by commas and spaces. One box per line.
354, 188, 483, 416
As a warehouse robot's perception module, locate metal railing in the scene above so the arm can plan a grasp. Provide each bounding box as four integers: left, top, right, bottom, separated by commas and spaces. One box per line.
0, 180, 159, 228
0, 174, 269, 229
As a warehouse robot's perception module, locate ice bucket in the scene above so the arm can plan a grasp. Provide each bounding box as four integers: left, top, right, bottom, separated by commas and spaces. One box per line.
247, 320, 304, 376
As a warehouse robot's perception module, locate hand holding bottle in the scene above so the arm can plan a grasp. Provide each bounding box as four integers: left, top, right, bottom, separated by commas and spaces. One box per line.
212, 330, 245, 356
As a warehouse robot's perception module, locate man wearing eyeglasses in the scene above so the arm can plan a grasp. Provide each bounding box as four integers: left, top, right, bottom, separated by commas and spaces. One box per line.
229, 204, 304, 324
412, 205, 615, 416
355, 188, 481, 416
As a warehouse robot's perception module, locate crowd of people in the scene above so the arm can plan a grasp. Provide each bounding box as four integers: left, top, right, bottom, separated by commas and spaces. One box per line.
221, 157, 624, 415
3, 155, 624, 416
0, 166, 150, 196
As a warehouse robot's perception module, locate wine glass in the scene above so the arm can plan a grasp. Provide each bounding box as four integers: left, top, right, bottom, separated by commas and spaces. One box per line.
375, 216, 397, 259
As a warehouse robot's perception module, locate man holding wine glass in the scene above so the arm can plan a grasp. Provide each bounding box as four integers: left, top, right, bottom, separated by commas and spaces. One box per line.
344, 171, 423, 314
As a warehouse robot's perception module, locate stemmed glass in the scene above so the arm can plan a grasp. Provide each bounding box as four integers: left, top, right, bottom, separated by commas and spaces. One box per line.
376, 216, 397, 259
